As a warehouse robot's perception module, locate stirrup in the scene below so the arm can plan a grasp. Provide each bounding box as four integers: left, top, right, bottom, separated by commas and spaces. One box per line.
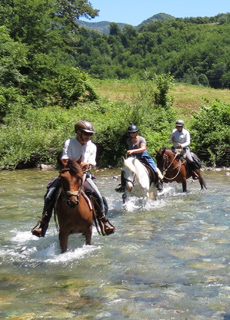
31, 216, 48, 238
99, 216, 115, 236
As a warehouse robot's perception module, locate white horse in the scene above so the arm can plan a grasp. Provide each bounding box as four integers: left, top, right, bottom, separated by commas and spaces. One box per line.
121, 157, 159, 203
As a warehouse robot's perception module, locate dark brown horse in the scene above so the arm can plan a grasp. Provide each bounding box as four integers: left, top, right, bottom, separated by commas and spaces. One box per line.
155, 148, 206, 192
56, 158, 96, 253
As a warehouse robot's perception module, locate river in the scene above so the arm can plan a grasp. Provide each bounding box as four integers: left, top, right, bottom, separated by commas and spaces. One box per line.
0, 168, 230, 320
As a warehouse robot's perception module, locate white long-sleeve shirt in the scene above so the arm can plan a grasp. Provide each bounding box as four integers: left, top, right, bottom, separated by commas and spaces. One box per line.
61, 137, 97, 166
169, 128, 191, 149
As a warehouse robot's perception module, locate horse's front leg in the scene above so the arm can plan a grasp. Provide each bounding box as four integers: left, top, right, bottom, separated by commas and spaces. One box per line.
122, 192, 127, 204
182, 177, 187, 192
59, 230, 69, 253
85, 225, 92, 245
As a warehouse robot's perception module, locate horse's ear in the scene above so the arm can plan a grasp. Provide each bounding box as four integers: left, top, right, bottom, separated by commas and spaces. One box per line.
76, 156, 82, 165
58, 158, 68, 168
121, 156, 125, 163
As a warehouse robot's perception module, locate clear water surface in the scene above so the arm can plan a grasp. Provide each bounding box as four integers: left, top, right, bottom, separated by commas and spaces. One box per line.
0, 168, 230, 320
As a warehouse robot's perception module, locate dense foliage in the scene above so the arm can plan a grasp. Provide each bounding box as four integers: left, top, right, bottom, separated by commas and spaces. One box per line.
0, 0, 99, 118
190, 101, 230, 166
74, 14, 230, 89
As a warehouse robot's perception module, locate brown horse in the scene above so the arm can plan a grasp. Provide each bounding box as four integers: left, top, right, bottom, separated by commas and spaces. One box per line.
56, 158, 96, 253
155, 148, 206, 192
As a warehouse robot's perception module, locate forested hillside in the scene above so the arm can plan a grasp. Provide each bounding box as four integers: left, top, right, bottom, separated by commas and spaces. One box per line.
0, 0, 230, 169
75, 13, 230, 89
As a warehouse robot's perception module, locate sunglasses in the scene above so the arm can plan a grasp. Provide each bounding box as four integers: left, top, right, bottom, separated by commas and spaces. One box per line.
82, 132, 93, 136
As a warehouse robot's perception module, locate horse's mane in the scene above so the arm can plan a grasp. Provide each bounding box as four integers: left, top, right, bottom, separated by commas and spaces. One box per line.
66, 158, 83, 180
156, 147, 174, 157
123, 157, 150, 189
123, 157, 136, 173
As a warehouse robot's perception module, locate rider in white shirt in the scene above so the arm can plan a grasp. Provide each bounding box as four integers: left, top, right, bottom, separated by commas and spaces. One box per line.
170, 119, 196, 169
32, 120, 115, 238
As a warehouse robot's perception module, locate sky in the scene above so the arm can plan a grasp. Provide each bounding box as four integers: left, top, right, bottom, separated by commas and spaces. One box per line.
83, 0, 230, 26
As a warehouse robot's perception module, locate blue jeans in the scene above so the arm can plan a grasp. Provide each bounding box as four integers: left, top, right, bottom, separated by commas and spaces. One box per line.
132, 151, 157, 172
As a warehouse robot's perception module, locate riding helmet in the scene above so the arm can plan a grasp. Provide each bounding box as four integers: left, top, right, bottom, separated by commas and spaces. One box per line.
75, 120, 96, 134
176, 119, 184, 127
128, 124, 138, 133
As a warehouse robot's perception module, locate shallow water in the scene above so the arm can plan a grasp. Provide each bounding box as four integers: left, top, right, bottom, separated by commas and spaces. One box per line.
1, 168, 230, 319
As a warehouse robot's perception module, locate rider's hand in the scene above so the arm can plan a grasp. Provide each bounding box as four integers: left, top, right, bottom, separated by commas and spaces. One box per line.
81, 163, 91, 172
127, 150, 133, 155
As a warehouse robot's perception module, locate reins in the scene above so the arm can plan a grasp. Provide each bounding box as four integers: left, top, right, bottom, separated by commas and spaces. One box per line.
162, 151, 184, 181
124, 174, 136, 187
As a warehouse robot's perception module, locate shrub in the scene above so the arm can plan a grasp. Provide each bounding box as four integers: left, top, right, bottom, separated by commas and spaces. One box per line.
190, 101, 230, 166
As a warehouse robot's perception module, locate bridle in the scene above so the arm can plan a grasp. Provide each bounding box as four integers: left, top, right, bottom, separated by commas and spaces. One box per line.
162, 151, 183, 181
122, 168, 136, 187
59, 168, 82, 207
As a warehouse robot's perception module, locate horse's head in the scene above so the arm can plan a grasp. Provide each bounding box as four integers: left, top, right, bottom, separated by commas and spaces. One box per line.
58, 158, 83, 207
122, 157, 136, 192
155, 148, 166, 172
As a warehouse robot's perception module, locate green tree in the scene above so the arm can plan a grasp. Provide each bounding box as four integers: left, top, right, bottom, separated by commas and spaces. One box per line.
0, 0, 99, 112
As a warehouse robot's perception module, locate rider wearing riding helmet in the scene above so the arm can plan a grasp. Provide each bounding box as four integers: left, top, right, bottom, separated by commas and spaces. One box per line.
32, 120, 115, 238
115, 124, 163, 192
170, 119, 196, 174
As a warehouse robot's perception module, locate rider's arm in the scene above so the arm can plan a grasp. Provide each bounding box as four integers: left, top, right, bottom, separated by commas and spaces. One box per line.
180, 130, 190, 148
127, 142, 146, 155
169, 130, 178, 148
81, 141, 97, 167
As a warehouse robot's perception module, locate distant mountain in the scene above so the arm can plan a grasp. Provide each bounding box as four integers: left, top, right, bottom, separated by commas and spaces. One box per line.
76, 13, 176, 34
136, 13, 175, 30
76, 20, 126, 35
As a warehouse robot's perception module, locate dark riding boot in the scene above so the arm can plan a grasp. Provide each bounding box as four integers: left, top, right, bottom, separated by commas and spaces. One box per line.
31, 199, 54, 238
115, 171, 126, 193
153, 171, 163, 191
156, 178, 164, 191
190, 162, 198, 180
32, 178, 59, 237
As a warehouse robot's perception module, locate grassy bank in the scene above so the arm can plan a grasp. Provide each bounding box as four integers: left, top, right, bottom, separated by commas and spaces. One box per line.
90, 79, 230, 119
1, 78, 230, 169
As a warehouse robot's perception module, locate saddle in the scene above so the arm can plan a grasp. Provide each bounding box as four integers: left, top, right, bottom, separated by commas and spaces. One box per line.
172, 149, 202, 170
172, 149, 201, 179
139, 157, 158, 185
